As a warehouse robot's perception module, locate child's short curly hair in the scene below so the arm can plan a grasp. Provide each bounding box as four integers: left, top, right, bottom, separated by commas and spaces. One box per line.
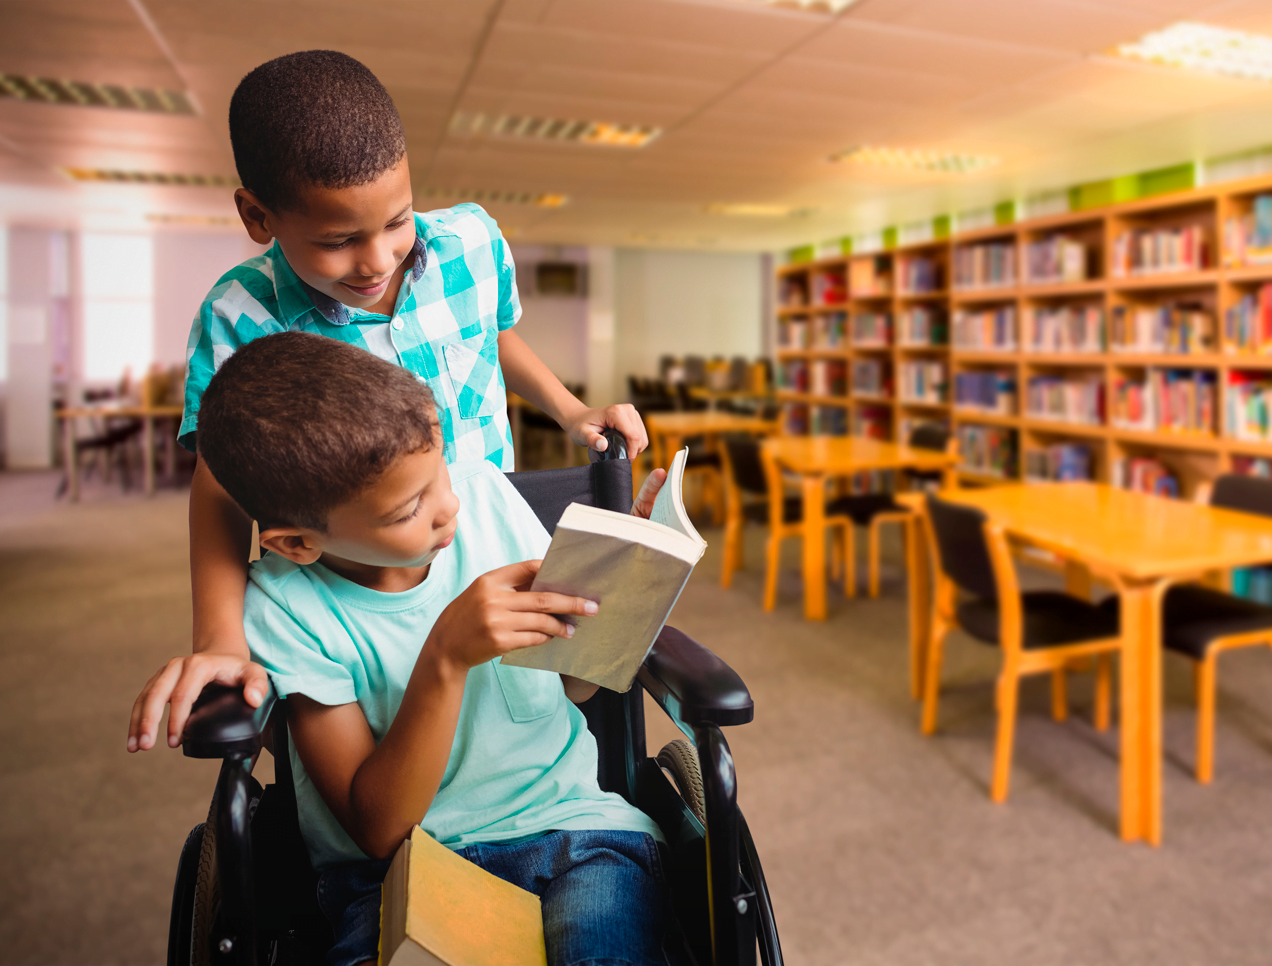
229, 50, 406, 212
198, 332, 435, 531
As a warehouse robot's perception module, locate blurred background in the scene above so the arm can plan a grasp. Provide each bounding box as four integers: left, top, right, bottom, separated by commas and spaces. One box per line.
7, 2, 1272, 964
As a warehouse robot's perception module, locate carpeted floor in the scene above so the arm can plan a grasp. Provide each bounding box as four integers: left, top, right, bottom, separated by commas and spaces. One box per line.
4, 470, 1272, 965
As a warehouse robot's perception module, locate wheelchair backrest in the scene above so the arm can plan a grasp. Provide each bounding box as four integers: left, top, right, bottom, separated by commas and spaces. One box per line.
504, 458, 646, 803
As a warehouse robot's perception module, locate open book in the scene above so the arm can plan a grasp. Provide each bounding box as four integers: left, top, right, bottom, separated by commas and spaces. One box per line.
500, 447, 706, 692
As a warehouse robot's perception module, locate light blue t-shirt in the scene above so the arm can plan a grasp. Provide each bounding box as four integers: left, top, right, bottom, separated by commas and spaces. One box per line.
244, 459, 661, 869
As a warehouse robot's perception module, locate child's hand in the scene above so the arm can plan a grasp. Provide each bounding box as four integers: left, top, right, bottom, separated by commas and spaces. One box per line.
127, 654, 270, 752
425, 560, 597, 673
565, 404, 648, 458
632, 468, 667, 519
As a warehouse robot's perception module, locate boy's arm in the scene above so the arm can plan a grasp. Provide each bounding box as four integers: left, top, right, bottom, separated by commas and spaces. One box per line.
126, 458, 266, 752
498, 329, 648, 457
290, 560, 599, 860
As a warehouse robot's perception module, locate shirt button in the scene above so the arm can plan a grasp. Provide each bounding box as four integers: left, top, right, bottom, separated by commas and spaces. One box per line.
392, 319, 404, 331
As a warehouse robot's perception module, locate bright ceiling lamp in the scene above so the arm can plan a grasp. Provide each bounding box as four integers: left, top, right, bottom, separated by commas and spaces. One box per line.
61, 168, 239, 186
732, 0, 860, 13
1114, 22, 1272, 82
418, 186, 568, 207
1, 73, 196, 114
707, 202, 807, 217
450, 112, 661, 149
831, 145, 999, 173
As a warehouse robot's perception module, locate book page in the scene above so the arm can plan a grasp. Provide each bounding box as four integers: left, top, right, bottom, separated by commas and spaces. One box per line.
649, 447, 704, 546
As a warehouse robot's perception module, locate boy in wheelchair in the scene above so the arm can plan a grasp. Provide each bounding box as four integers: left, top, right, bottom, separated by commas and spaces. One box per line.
141, 331, 674, 966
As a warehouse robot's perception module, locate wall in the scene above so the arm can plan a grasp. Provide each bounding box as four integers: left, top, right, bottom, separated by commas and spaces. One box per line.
508, 244, 588, 389
614, 248, 763, 396
152, 231, 266, 368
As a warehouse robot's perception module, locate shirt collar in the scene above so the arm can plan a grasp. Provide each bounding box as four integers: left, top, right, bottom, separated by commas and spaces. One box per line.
271, 228, 431, 328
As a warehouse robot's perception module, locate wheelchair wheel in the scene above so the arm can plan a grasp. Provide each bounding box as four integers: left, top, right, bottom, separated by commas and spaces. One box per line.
190, 784, 221, 966
657, 739, 706, 826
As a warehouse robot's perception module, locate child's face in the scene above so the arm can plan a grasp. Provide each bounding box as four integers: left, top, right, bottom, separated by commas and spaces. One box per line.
317, 440, 461, 572
236, 158, 417, 312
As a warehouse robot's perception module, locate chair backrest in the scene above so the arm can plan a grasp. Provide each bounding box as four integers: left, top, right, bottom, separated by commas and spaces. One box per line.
925, 493, 998, 599
504, 458, 645, 802
908, 421, 951, 453
1211, 473, 1272, 519
723, 437, 768, 496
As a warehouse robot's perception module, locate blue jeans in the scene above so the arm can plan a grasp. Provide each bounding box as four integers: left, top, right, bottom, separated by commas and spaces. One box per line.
317, 830, 669, 966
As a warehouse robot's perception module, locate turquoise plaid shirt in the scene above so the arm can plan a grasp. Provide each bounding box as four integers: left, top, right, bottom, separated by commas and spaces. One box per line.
180, 203, 520, 470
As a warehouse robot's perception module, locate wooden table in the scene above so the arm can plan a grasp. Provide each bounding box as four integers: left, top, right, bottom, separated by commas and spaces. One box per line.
943, 482, 1272, 845
57, 404, 183, 500
645, 411, 779, 471
763, 436, 955, 622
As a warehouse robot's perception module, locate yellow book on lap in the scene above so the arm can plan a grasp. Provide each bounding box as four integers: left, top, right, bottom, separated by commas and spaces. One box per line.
379, 827, 547, 966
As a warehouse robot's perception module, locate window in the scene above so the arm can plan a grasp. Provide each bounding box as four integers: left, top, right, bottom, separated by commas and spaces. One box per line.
81, 233, 153, 382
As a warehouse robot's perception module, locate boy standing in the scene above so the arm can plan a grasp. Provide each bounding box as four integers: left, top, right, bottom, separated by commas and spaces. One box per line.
129, 50, 645, 749
187, 332, 668, 966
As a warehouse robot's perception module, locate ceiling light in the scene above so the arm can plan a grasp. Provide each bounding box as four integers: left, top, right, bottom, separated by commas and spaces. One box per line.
0, 73, 196, 114
450, 112, 661, 149
831, 145, 999, 173
735, 0, 859, 13
419, 187, 568, 207
1114, 22, 1272, 82
146, 213, 238, 226
707, 203, 807, 217
60, 168, 239, 187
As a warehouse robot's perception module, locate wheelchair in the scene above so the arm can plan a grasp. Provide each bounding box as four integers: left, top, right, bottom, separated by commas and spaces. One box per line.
167, 445, 782, 966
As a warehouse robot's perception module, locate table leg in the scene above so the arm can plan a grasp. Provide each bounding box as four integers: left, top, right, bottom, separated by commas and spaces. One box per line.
906, 513, 930, 700
163, 418, 176, 483
802, 474, 827, 620
1065, 560, 1092, 600
62, 417, 79, 502
1117, 581, 1163, 844
143, 415, 155, 496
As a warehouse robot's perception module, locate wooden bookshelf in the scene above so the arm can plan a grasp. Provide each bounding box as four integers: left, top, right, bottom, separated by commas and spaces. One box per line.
773, 172, 1272, 496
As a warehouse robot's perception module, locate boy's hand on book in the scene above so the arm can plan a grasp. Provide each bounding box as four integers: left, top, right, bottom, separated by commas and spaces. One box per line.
631, 468, 667, 519
565, 403, 648, 457
127, 653, 270, 753
426, 560, 598, 673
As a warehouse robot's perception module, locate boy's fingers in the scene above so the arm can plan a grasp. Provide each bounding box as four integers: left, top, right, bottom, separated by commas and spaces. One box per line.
632, 468, 667, 517
496, 559, 542, 589
241, 663, 269, 707
511, 590, 598, 617
133, 660, 183, 751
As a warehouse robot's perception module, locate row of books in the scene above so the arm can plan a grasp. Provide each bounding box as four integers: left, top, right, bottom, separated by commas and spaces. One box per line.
1109, 302, 1214, 354
1024, 236, 1089, 283
778, 318, 811, 349
898, 306, 947, 346
778, 359, 810, 393
953, 241, 1016, 289
1024, 443, 1094, 482
1232, 566, 1272, 605
958, 424, 1016, 478
1026, 304, 1104, 354
1232, 455, 1272, 476
1110, 369, 1216, 434
953, 371, 1015, 413
855, 405, 891, 440
1227, 373, 1272, 441
1025, 376, 1104, 425
852, 359, 888, 397
852, 311, 892, 347
899, 256, 942, 294
1224, 284, 1272, 354
1112, 457, 1180, 497
952, 306, 1016, 351
779, 276, 809, 309
899, 361, 946, 403
1110, 225, 1208, 276
783, 403, 850, 436
813, 271, 848, 305
1222, 194, 1272, 267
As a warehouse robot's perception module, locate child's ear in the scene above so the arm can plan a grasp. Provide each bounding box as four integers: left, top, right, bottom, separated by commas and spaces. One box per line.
234, 188, 277, 246
258, 527, 323, 565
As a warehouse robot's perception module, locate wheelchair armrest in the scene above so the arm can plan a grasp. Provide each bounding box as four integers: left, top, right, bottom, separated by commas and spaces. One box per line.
638, 626, 754, 735
182, 682, 277, 760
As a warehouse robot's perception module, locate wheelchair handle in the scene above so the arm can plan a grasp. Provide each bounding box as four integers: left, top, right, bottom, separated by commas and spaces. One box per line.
588, 428, 628, 463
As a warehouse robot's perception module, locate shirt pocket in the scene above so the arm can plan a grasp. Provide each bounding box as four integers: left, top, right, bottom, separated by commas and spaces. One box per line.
441, 330, 502, 420
493, 659, 562, 722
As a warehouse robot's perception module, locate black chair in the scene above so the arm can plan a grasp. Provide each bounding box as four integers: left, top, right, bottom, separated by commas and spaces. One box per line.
1162, 473, 1272, 783
168, 447, 782, 966
921, 493, 1122, 803
833, 422, 955, 598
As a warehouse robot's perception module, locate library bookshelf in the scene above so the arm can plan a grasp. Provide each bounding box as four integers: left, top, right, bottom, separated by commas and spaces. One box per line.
774, 172, 1272, 498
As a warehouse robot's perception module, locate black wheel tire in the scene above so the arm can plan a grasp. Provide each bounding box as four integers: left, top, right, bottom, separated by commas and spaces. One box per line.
657, 739, 707, 827
191, 785, 221, 966
167, 823, 204, 966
